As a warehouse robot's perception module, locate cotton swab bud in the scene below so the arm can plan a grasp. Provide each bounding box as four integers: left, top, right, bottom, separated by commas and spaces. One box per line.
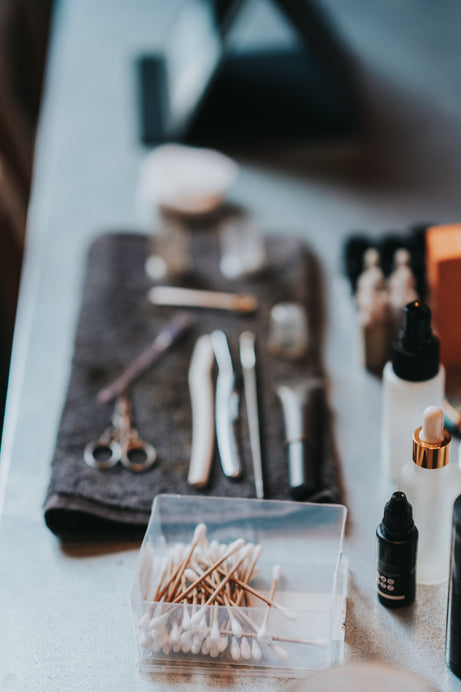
159, 628, 170, 647
151, 636, 162, 653
148, 611, 170, 629
219, 635, 228, 652
139, 631, 153, 649
201, 638, 209, 655
230, 617, 243, 638
209, 642, 220, 658
209, 611, 220, 646
181, 608, 191, 629
162, 640, 172, 655
138, 611, 151, 630
243, 543, 255, 563
226, 538, 245, 556
184, 568, 199, 582
190, 607, 205, 627
310, 638, 329, 648
230, 637, 241, 661
272, 564, 282, 581
276, 606, 298, 621
171, 542, 185, 562
198, 619, 208, 637
169, 621, 181, 644
253, 544, 263, 561
257, 622, 267, 641
270, 643, 288, 661
208, 540, 220, 561
240, 637, 251, 660
251, 639, 262, 661
180, 630, 193, 651
191, 633, 204, 655
193, 523, 207, 543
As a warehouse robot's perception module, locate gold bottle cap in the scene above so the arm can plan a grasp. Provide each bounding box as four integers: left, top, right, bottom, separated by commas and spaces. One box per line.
413, 426, 451, 469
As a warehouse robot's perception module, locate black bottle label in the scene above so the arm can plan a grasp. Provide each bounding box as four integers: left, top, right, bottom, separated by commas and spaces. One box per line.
377, 566, 415, 604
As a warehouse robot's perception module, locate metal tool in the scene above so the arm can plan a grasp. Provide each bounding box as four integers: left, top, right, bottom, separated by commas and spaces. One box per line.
210, 330, 242, 479
84, 392, 157, 472
276, 381, 323, 500
97, 313, 195, 404
147, 286, 259, 314
239, 331, 264, 499
187, 334, 216, 488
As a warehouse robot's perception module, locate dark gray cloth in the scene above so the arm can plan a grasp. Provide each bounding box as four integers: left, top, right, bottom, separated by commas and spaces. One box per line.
44, 230, 342, 539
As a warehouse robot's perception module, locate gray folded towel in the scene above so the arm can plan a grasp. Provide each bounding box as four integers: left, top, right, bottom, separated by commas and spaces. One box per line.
44, 230, 342, 539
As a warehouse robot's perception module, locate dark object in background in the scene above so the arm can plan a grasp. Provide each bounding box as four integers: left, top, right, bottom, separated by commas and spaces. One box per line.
0, 0, 52, 441
342, 223, 432, 300
377, 491, 418, 608
446, 495, 461, 678
43, 232, 342, 540
137, 0, 361, 145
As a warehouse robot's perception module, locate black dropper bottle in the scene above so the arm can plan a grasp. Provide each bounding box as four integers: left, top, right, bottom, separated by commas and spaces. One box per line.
376, 491, 418, 608
446, 495, 461, 677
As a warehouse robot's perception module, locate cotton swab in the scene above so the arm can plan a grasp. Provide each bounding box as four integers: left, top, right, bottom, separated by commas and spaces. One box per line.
214, 566, 298, 620
137, 523, 324, 667
171, 538, 245, 603
160, 524, 207, 602
258, 563, 282, 640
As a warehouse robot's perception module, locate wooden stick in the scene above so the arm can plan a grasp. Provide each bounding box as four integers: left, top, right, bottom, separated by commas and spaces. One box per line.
171, 539, 244, 604
234, 544, 262, 607
204, 547, 250, 605
163, 524, 206, 602
259, 564, 282, 636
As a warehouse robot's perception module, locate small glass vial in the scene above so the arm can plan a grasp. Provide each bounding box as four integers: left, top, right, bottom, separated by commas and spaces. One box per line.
399, 406, 461, 584
376, 491, 418, 608
145, 214, 190, 280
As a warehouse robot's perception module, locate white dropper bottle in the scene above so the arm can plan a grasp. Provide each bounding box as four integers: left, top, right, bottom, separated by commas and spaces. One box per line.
381, 300, 445, 482
399, 405, 461, 584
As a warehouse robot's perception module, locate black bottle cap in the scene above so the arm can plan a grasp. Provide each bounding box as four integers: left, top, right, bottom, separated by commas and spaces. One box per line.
381, 491, 415, 538
391, 301, 440, 381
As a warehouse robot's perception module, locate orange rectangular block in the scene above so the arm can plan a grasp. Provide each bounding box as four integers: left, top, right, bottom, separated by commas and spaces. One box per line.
426, 224, 461, 365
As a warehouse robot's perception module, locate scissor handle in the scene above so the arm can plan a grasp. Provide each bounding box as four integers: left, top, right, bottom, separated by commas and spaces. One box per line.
83, 437, 122, 470
120, 431, 157, 473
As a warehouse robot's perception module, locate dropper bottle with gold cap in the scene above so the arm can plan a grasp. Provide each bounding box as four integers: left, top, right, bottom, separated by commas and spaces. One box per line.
399, 405, 461, 585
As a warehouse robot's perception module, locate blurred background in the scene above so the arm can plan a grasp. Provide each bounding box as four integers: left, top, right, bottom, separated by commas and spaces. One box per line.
1, 0, 461, 436
0, 0, 51, 431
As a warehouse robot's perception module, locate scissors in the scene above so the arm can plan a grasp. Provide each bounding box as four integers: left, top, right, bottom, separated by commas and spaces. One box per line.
84, 391, 157, 472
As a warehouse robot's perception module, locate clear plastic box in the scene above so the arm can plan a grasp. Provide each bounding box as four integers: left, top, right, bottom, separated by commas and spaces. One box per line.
130, 494, 347, 679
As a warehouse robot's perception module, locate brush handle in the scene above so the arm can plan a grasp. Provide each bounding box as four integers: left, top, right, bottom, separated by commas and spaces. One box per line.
147, 286, 258, 313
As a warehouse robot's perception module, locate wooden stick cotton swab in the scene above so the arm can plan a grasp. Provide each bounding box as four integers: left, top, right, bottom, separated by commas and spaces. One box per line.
171, 538, 245, 604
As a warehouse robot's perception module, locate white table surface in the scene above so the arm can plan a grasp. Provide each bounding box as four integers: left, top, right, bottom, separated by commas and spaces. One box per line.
2, 1, 461, 690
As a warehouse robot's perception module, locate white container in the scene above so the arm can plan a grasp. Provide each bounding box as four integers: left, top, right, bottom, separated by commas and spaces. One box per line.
130, 495, 347, 679
381, 361, 445, 482
399, 407, 461, 584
